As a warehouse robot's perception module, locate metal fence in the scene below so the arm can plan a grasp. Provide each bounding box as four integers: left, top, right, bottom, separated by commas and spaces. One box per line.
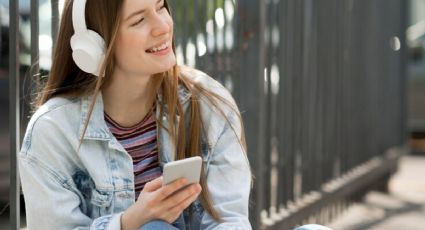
171, 0, 408, 229
7, 0, 407, 229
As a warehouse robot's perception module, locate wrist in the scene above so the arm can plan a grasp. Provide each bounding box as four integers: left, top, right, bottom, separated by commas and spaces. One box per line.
120, 210, 134, 230
121, 205, 147, 230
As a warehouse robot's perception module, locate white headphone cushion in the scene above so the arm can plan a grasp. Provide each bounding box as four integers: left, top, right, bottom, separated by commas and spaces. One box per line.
70, 31, 105, 75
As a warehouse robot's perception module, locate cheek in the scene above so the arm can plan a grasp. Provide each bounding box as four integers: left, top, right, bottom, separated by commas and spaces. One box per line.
165, 14, 174, 34
168, 19, 174, 35
122, 35, 141, 51
114, 36, 146, 70
116, 33, 146, 58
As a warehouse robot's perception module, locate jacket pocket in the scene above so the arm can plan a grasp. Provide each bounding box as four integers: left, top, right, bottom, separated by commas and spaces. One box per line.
90, 189, 113, 217
91, 189, 113, 207
72, 170, 114, 218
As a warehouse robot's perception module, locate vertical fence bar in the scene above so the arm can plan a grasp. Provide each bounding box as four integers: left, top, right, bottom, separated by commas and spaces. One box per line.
216, 0, 224, 81
203, 0, 210, 73
333, 0, 343, 182
277, 0, 289, 208
212, 0, 219, 79
327, 0, 338, 184
303, 0, 318, 191
317, 0, 326, 185
235, 1, 267, 228
9, 0, 20, 228
324, 0, 332, 184
292, 0, 303, 198
231, 0, 241, 102
264, 0, 272, 214
193, 0, 200, 67
341, 0, 352, 175
222, 0, 229, 79
181, 0, 188, 64
275, 0, 284, 210
286, 0, 295, 204
31, 0, 39, 79
400, 0, 408, 146
51, 0, 60, 50
303, 0, 316, 193
300, 0, 309, 196
269, 0, 280, 214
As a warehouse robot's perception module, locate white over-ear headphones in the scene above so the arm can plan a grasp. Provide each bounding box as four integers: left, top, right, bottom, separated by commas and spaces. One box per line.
71, 0, 105, 76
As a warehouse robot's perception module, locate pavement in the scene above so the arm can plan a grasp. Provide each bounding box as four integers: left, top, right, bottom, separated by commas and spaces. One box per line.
328, 155, 425, 230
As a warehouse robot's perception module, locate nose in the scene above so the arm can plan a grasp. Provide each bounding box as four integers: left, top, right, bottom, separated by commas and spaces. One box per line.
151, 14, 171, 37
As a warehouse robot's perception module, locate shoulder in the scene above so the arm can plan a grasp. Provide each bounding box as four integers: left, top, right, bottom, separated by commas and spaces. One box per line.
179, 66, 242, 144
179, 65, 237, 109
31, 96, 80, 122
21, 96, 82, 155
179, 65, 226, 90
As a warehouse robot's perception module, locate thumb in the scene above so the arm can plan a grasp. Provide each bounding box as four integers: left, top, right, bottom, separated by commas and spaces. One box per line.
143, 176, 163, 192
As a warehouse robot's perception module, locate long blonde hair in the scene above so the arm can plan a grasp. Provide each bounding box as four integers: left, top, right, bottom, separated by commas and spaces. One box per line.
36, 0, 247, 222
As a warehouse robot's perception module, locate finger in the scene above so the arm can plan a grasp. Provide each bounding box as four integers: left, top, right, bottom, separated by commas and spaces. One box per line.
157, 178, 189, 200
168, 184, 202, 214
143, 176, 164, 192
162, 183, 201, 209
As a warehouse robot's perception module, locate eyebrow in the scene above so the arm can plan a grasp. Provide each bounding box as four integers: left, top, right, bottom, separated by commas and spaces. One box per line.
125, 0, 163, 21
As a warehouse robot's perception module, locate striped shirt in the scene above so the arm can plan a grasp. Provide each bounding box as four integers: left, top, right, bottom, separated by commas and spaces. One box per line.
104, 108, 162, 200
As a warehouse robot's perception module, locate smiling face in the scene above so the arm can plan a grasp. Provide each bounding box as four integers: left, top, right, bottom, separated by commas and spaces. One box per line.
113, 0, 176, 78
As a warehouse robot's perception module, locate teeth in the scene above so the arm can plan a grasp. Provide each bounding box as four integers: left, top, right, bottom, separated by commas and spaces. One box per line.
149, 42, 168, 52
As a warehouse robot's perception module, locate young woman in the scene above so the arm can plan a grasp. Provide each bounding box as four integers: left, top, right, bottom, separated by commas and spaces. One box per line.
19, 0, 251, 229
18, 0, 333, 229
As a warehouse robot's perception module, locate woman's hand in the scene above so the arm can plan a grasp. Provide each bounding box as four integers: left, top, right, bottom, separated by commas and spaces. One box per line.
121, 176, 202, 230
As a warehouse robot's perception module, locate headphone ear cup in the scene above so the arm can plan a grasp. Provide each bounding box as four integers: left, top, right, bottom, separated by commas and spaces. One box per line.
87, 30, 106, 55
70, 30, 105, 76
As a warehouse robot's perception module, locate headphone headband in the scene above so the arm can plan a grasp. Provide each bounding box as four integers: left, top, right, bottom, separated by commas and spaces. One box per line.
72, 0, 88, 34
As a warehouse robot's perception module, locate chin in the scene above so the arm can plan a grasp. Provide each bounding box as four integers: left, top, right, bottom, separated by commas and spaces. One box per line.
160, 58, 177, 72
152, 65, 176, 75
145, 55, 177, 75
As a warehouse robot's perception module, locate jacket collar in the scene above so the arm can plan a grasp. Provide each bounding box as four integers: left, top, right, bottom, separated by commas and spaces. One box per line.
79, 93, 111, 140
79, 83, 191, 141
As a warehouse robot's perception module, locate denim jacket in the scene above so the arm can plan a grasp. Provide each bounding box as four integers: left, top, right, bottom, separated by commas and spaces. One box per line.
18, 68, 252, 230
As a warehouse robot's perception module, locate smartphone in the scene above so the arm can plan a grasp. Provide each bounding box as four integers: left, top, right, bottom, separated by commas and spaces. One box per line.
163, 156, 202, 186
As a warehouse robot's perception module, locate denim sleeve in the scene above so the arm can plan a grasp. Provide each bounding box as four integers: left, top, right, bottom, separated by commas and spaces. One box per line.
200, 110, 252, 230
19, 154, 122, 230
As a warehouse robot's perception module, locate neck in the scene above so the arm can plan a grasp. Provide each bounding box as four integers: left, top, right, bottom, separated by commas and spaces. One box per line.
102, 70, 161, 127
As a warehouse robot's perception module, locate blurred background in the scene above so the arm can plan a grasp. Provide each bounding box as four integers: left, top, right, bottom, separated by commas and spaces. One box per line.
0, 0, 425, 229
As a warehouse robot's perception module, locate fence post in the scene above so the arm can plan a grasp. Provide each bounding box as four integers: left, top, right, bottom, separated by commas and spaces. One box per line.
31, 0, 39, 81
400, 0, 408, 145
9, 0, 21, 229
235, 1, 267, 229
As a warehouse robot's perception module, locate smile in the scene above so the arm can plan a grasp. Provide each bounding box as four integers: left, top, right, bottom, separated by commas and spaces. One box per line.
146, 42, 169, 53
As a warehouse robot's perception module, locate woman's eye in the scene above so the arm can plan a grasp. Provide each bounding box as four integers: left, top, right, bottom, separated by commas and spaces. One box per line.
132, 3, 165, 26
132, 17, 144, 26
158, 3, 166, 11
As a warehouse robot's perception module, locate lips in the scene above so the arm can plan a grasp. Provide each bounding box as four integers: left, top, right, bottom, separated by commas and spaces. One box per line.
146, 41, 169, 53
